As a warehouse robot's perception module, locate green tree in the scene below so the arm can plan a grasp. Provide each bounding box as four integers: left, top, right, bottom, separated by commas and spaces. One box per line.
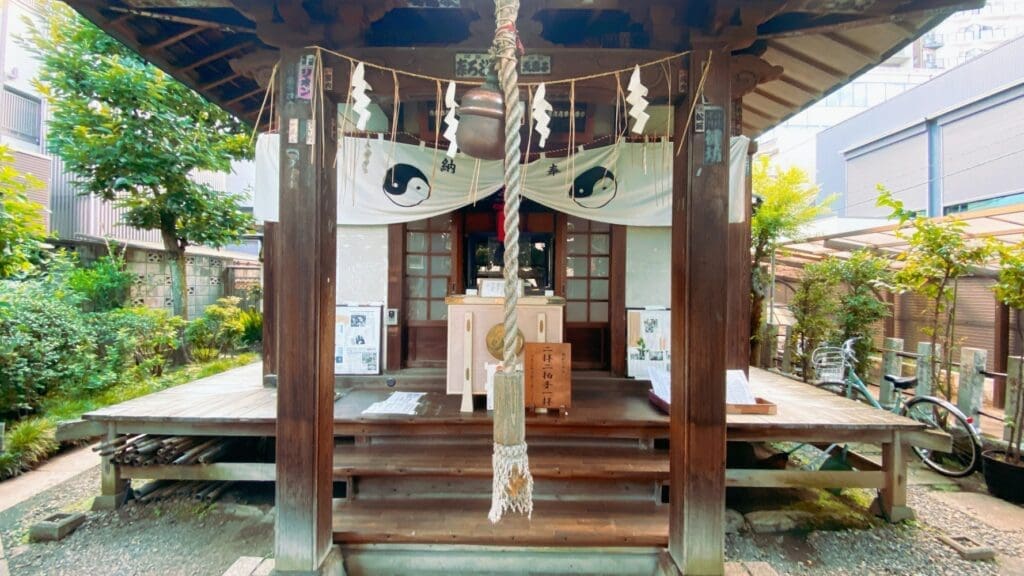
789, 260, 838, 381
992, 241, 1024, 464
751, 156, 834, 356
877, 189, 991, 398
0, 146, 46, 278
24, 5, 253, 318
822, 250, 893, 375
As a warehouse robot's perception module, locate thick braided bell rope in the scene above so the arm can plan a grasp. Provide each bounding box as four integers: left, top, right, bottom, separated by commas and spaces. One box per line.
489, 0, 533, 524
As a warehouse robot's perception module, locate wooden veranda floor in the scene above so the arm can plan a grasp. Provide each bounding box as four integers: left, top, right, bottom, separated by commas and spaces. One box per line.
84, 364, 940, 546
84, 364, 924, 442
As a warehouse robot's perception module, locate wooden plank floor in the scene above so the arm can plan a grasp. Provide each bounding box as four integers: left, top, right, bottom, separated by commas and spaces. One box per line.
83, 363, 925, 439
331, 498, 669, 547
334, 443, 669, 480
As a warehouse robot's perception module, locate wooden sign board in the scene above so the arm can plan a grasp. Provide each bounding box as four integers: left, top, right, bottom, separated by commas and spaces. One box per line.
524, 342, 571, 411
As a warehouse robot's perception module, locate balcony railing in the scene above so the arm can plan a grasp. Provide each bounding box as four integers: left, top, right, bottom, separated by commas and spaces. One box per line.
1, 86, 42, 146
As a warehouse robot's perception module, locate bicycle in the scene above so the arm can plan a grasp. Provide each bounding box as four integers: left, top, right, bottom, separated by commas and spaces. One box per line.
811, 337, 982, 478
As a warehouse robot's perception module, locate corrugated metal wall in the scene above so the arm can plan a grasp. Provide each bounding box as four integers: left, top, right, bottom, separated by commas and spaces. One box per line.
10, 149, 50, 229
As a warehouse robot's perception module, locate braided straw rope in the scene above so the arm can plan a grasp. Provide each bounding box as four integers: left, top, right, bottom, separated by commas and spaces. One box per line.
489, 0, 534, 524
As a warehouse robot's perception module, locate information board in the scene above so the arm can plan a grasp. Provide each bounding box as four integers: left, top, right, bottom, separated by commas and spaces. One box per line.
334, 305, 382, 375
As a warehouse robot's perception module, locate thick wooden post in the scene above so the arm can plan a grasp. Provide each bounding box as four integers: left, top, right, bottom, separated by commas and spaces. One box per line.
993, 301, 1009, 408
262, 221, 278, 386
275, 49, 341, 575
879, 337, 903, 409
92, 424, 129, 510
669, 46, 730, 575
957, 347, 986, 430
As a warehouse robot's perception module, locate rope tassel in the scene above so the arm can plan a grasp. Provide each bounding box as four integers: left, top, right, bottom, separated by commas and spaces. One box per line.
490, 0, 533, 524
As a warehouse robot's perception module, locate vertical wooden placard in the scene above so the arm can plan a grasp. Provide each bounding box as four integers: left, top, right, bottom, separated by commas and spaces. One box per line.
525, 342, 571, 410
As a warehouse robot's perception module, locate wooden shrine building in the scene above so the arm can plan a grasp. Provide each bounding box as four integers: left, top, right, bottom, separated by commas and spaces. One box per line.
63, 1, 977, 574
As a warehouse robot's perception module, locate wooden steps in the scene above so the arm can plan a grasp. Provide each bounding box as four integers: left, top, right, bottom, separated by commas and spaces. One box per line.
332, 498, 668, 547
334, 443, 668, 481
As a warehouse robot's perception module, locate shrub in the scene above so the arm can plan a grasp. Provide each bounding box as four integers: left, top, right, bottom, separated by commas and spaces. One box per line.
238, 308, 263, 347
0, 279, 97, 418
0, 417, 57, 478
185, 296, 244, 357
67, 251, 134, 312
91, 307, 185, 377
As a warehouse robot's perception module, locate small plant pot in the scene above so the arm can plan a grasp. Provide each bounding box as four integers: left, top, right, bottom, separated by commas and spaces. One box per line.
982, 450, 1024, 504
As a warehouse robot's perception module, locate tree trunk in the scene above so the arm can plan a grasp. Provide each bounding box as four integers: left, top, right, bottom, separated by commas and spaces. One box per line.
1013, 314, 1023, 463
941, 279, 960, 402
161, 230, 189, 320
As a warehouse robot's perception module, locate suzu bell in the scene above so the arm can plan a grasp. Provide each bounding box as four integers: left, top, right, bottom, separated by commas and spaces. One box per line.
455, 69, 506, 161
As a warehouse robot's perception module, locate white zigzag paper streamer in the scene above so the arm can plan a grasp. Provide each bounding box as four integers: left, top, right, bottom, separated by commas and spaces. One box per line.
626, 65, 650, 135
532, 82, 553, 148
442, 81, 459, 158
350, 62, 372, 131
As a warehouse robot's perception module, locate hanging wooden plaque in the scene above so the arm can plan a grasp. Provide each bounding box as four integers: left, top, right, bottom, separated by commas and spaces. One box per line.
524, 342, 571, 411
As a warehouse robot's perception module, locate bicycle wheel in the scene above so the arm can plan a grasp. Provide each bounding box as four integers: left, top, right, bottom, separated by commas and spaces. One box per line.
902, 396, 980, 478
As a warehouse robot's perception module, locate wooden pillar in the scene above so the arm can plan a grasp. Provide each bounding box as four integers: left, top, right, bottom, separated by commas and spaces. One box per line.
386, 223, 405, 372
726, 101, 751, 375
872, 431, 915, 522
262, 221, 278, 385
92, 424, 129, 510
993, 300, 1009, 408
274, 49, 341, 575
669, 45, 730, 575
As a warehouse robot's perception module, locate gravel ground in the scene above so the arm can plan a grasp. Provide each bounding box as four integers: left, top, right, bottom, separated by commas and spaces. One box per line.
0, 466, 272, 576
2, 462, 1021, 575
726, 485, 1024, 576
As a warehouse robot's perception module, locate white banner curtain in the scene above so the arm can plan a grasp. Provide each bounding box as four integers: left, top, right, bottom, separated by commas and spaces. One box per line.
254, 134, 751, 227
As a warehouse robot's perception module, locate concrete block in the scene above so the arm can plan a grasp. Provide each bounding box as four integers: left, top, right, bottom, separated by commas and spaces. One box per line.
28, 512, 87, 542
938, 534, 996, 561
744, 510, 814, 533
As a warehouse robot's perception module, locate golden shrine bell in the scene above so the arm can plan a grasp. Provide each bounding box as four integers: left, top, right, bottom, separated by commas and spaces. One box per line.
456, 69, 506, 161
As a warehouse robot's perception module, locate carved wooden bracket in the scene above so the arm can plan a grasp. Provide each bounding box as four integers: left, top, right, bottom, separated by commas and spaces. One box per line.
731, 54, 783, 98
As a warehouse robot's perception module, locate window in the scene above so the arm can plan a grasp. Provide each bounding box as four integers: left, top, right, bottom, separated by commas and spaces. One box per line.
0, 86, 42, 146
405, 215, 453, 321
564, 217, 611, 323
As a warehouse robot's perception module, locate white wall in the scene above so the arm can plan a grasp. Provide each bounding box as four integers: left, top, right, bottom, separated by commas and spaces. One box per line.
625, 226, 671, 308
336, 225, 390, 362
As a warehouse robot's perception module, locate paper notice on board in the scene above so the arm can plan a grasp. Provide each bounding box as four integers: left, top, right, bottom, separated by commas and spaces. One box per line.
726, 370, 756, 405
648, 366, 671, 404
361, 392, 425, 415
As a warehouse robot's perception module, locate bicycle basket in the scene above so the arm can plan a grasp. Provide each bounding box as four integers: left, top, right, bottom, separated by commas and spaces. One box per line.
811, 347, 845, 382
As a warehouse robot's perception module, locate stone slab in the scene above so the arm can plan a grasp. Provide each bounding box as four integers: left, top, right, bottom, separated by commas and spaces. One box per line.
745, 510, 815, 533
29, 512, 87, 542
929, 490, 1024, 532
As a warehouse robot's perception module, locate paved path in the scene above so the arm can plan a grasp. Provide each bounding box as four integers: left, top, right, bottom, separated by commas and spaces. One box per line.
0, 445, 100, 514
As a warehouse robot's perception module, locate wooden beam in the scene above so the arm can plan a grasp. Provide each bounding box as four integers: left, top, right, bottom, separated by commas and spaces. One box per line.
727, 136, 754, 375
262, 222, 278, 380
105, 6, 256, 34
200, 72, 242, 92
610, 225, 627, 376
177, 39, 255, 72
386, 223, 405, 372
224, 85, 264, 106
669, 45, 731, 576
144, 24, 210, 53
275, 48, 339, 574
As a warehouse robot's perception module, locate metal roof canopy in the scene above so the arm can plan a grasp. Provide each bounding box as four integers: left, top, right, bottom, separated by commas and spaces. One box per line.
781, 204, 1024, 276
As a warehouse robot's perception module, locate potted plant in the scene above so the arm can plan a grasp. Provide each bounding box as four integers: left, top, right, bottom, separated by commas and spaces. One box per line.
985, 241, 1024, 503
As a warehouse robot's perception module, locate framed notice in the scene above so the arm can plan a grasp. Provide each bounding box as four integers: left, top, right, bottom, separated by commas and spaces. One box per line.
524, 342, 571, 411
334, 305, 382, 375
626, 308, 671, 378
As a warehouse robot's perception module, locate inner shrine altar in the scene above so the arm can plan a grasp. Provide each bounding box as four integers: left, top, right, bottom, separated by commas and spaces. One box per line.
445, 295, 565, 395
